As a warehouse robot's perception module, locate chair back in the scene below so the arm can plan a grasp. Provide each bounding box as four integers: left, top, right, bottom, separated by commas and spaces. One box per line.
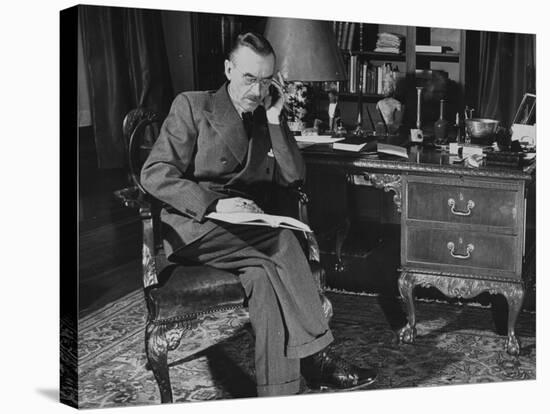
120, 108, 169, 287
122, 108, 165, 195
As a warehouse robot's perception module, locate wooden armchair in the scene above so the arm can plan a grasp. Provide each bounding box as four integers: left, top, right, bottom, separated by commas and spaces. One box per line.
115, 108, 332, 403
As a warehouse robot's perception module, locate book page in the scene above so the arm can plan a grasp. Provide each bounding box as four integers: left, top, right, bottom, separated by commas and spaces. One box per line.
206, 212, 311, 232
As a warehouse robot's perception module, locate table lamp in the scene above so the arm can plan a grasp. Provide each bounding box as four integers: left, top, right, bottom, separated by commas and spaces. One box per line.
264, 17, 347, 132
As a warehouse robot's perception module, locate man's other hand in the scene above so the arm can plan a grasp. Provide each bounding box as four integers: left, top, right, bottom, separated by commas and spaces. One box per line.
215, 197, 264, 213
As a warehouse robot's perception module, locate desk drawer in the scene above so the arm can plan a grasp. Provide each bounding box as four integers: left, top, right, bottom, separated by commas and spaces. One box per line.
405, 226, 519, 275
407, 182, 519, 228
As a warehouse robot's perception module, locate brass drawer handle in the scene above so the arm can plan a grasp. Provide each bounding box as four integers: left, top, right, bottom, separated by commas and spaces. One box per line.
448, 198, 475, 216
447, 241, 474, 259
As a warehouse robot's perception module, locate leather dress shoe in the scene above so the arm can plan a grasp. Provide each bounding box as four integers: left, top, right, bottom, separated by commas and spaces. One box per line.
302, 348, 377, 391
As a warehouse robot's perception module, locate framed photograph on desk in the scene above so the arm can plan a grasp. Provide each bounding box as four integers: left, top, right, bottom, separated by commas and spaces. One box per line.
512, 92, 536, 125
511, 93, 536, 147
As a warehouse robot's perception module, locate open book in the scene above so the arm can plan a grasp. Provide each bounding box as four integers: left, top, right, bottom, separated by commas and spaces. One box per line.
332, 137, 376, 152
377, 143, 409, 159
206, 212, 312, 232
295, 135, 345, 144
333, 139, 409, 159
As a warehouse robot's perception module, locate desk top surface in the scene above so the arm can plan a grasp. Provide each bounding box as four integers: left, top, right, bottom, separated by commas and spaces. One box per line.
300, 136, 535, 181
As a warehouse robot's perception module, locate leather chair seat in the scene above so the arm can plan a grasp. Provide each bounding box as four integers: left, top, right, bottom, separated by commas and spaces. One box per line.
146, 260, 326, 324
147, 265, 245, 323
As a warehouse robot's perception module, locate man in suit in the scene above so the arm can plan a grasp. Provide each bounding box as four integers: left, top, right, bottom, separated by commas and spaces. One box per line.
141, 32, 376, 397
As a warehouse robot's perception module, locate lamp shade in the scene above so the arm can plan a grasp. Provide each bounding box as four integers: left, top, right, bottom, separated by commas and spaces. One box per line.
264, 17, 347, 82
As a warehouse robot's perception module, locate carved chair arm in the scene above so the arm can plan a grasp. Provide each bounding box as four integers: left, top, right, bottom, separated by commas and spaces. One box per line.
286, 185, 321, 264
113, 185, 149, 209
139, 204, 159, 288
114, 186, 159, 288
288, 186, 329, 302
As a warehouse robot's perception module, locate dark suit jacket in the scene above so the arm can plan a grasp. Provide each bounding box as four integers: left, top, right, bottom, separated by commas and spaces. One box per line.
141, 83, 305, 257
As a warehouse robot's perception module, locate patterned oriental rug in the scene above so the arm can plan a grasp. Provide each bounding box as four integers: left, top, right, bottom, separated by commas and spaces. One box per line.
77, 290, 536, 409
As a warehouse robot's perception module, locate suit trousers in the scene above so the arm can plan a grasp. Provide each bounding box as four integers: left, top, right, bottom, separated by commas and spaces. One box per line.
174, 222, 334, 396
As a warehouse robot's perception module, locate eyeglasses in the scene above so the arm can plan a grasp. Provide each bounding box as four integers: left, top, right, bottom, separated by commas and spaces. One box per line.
232, 64, 273, 88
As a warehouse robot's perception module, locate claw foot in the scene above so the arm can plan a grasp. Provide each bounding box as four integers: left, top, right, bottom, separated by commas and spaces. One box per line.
505, 335, 521, 356
398, 324, 417, 344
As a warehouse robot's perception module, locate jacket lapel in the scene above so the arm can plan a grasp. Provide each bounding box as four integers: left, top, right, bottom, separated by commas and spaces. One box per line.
228, 108, 271, 185
203, 83, 249, 165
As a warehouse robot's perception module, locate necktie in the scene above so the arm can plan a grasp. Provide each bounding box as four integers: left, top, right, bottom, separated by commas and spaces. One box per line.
242, 112, 253, 139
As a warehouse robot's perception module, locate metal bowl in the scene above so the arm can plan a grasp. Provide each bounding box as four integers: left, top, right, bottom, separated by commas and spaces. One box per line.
465, 118, 499, 139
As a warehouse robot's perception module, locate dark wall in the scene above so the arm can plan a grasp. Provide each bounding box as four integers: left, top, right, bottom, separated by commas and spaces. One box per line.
78, 126, 131, 227
191, 12, 266, 91
160, 10, 196, 94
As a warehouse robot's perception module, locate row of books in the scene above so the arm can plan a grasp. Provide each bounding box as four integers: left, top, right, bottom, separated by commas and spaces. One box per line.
323, 58, 403, 96
332, 21, 365, 51
350, 55, 404, 95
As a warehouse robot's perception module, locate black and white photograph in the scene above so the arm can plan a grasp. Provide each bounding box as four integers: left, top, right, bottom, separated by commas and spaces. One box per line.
5, 1, 545, 413
58, 1, 542, 409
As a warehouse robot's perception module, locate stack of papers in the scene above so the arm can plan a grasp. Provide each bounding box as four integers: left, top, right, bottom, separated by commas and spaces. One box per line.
374, 32, 404, 54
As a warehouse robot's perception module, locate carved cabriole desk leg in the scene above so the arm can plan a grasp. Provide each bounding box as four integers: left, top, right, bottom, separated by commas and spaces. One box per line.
398, 271, 525, 356
502, 283, 525, 356
398, 271, 417, 343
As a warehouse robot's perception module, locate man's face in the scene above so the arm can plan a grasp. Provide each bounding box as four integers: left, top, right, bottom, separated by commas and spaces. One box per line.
225, 46, 275, 113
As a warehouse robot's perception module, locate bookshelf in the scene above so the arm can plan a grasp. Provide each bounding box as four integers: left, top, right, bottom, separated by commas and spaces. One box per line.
328, 22, 468, 104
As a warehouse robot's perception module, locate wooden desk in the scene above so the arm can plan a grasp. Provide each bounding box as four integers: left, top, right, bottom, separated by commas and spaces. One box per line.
301, 140, 535, 355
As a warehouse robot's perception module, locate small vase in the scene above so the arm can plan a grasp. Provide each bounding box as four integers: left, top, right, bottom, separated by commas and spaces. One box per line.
434, 99, 448, 142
